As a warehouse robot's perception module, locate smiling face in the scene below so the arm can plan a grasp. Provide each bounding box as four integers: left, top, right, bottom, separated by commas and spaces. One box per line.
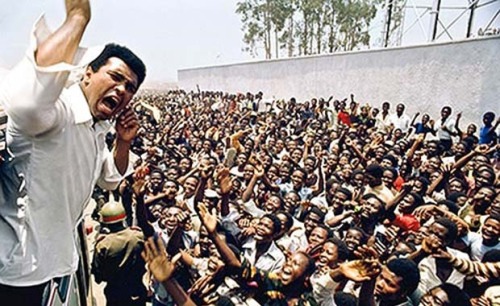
308, 226, 328, 247
317, 241, 339, 268
278, 253, 311, 286
82, 57, 138, 121
481, 217, 500, 244
420, 286, 450, 306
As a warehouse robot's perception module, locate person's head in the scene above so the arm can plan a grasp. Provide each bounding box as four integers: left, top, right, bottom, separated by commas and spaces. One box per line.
474, 166, 496, 188
291, 168, 307, 190
161, 206, 182, 232
412, 176, 430, 195
255, 214, 281, 242
304, 207, 326, 235
350, 170, 365, 188
332, 187, 353, 214
441, 106, 452, 119
283, 191, 300, 214
276, 211, 294, 236
429, 217, 458, 249
307, 224, 331, 247
420, 284, 471, 306
482, 111, 495, 126
264, 194, 284, 213
382, 167, 398, 189
447, 192, 468, 207
183, 176, 199, 198
360, 194, 385, 222
396, 103, 405, 116
243, 164, 255, 182
343, 226, 368, 253
398, 192, 423, 214
448, 178, 468, 194
481, 215, 500, 245
365, 164, 384, 188
278, 252, 316, 287
382, 102, 390, 112
163, 179, 179, 200
99, 202, 127, 228
83, 44, 145, 121
149, 170, 165, 192
317, 237, 349, 268
375, 259, 420, 303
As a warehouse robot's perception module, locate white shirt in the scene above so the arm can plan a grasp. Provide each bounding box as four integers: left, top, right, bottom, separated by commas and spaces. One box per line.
436, 117, 456, 140
389, 113, 411, 133
417, 247, 469, 294
241, 238, 285, 273
462, 232, 500, 261
0, 16, 130, 286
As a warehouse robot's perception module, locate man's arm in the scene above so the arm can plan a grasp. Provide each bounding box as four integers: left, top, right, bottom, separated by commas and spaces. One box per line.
1, 0, 92, 137
36, 0, 91, 67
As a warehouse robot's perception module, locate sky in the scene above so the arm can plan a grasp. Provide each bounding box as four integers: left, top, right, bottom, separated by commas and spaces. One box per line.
0, 0, 498, 83
0, 0, 250, 82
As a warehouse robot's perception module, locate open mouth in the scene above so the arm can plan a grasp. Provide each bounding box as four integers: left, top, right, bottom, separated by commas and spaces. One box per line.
102, 96, 120, 114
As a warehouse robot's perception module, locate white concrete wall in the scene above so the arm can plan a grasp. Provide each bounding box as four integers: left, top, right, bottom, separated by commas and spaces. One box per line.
178, 36, 500, 125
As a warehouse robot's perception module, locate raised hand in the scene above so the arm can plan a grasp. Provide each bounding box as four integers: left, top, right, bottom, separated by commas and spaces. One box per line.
216, 166, 232, 195
142, 237, 180, 283
339, 259, 381, 282
198, 203, 218, 234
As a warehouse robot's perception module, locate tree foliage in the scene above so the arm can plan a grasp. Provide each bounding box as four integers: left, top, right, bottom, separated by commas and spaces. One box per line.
236, 0, 399, 58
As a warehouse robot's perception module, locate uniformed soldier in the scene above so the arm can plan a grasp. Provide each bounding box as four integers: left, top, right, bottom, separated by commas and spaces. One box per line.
91, 202, 148, 306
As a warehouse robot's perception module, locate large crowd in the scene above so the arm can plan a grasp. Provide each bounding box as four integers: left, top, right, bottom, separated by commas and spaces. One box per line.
91, 89, 500, 306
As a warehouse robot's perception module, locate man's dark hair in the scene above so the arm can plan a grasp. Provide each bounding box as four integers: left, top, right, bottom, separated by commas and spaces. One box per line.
262, 214, 282, 236
305, 206, 326, 223
382, 154, 398, 167
347, 226, 369, 244
439, 284, 472, 306
334, 292, 357, 306
437, 200, 460, 215
408, 192, 424, 209
386, 258, 420, 295
337, 187, 353, 201
365, 163, 383, 179
434, 217, 458, 243
89, 43, 146, 87
276, 211, 294, 232
326, 237, 350, 262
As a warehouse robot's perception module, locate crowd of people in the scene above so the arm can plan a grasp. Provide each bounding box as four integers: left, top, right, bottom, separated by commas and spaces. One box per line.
90, 89, 499, 306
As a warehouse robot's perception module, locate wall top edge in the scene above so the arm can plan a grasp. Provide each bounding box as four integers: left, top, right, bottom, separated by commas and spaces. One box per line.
178, 35, 500, 73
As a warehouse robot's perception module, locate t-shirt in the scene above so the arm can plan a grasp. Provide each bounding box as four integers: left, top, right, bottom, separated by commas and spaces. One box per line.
461, 232, 500, 261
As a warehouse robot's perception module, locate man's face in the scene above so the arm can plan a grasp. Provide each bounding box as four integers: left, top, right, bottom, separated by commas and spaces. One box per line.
264, 196, 282, 213
279, 253, 310, 286
291, 170, 305, 189
162, 206, 181, 231
482, 218, 500, 243
283, 192, 300, 213
316, 242, 340, 270
361, 197, 382, 221
382, 170, 395, 188
183, 177, 198, 198
344, 229, 362, 252
399, 194, 416, 214
164, 181, 178, 200
420, 286, 450, 306
254, 217, 275, 242
82, 57, 138, 120
308, 226, 328, 247
150, 172, 164, 191
441, 107, 451, 119
396, 104, 404, 115
475, 170, 494, 188
304, 212, 321, 234
374, 266, 404, 302
428, 223, 450, 249
332, 191, 349, 213
365, 173, 381, 188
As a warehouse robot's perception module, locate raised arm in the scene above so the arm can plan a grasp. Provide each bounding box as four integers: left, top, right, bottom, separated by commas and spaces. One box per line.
1, 0, 92, 136
36, 0, 91, 67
